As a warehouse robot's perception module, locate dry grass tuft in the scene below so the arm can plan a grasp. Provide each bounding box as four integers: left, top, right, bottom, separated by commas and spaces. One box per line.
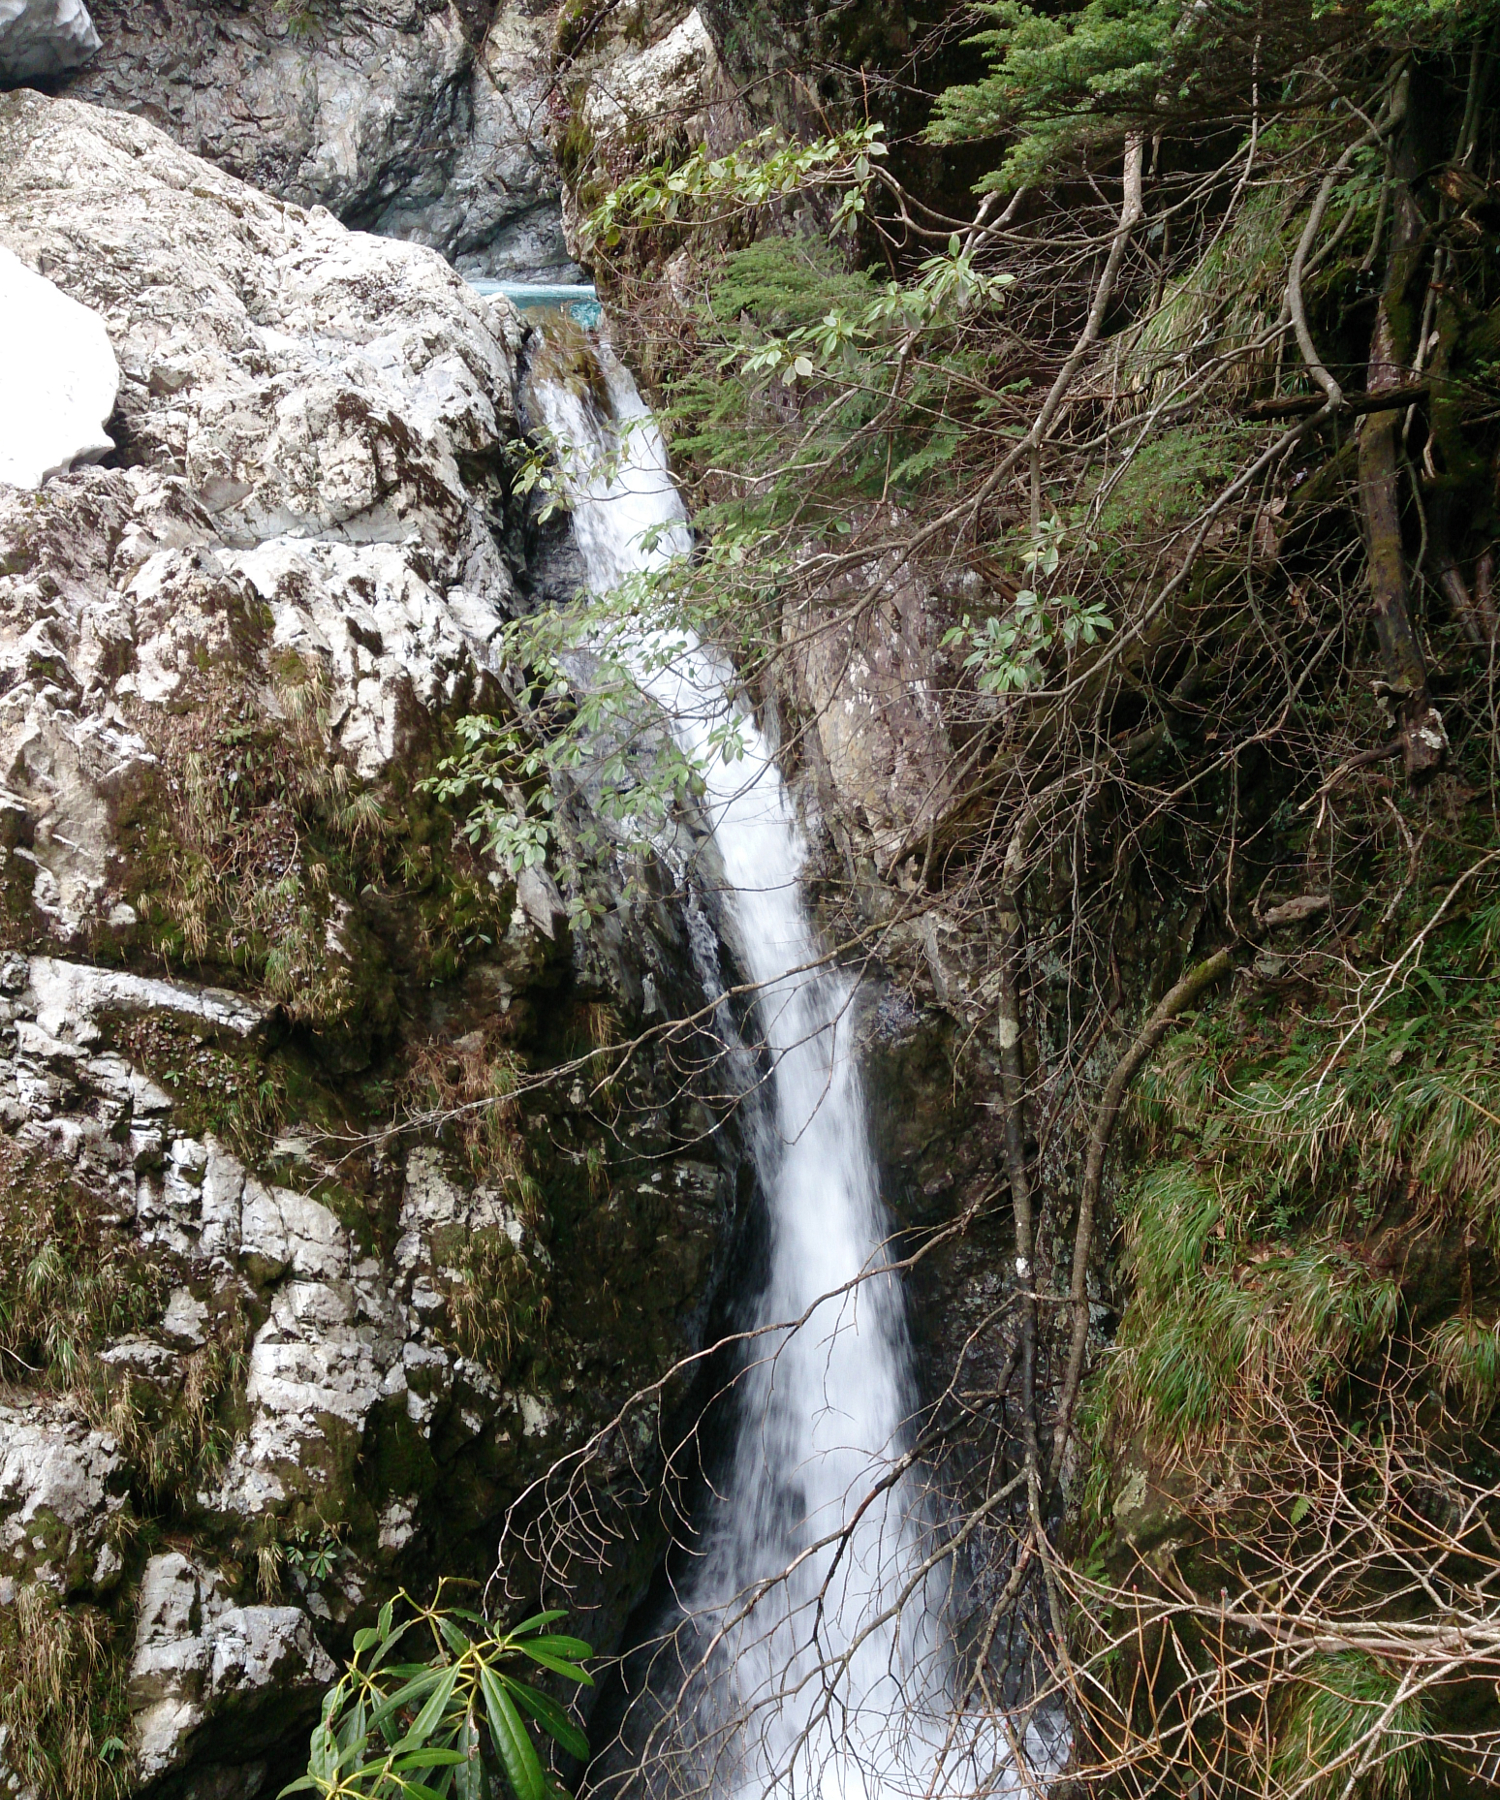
0, 1585, 129, 1800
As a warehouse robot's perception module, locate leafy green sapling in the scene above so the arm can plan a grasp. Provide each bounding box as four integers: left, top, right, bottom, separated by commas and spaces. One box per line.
284, 1590, 592, 1800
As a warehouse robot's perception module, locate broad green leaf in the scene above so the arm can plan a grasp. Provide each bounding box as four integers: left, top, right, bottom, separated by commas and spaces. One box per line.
513, 1642, 594, 1686
393, 1749, 470, 1769
480, 1663, 547, 1800
499, 1675, 589, 1762
520, 1633, 592, 1661
508, 1611, 568, 1637
368, 1667, 445, 1733
309, 1721, 337, 1783
400, 1660, 463, 1749
452, 1713, 483, 1800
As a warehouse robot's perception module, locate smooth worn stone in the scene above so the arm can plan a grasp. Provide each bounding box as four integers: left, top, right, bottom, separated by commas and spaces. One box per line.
0, 244, 118, 489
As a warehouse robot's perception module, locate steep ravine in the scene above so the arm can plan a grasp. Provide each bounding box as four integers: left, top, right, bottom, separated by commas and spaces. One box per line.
0, 9, 1031, 1797
0, 88, 756, 1797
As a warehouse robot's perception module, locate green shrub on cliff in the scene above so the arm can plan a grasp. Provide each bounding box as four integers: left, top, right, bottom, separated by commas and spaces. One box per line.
287, 1593, 592, 1800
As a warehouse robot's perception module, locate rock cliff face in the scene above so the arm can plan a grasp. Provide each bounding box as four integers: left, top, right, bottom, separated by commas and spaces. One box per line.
44, 0, 735, 283
0, 89, 739, 1798
58, 0, 577, 281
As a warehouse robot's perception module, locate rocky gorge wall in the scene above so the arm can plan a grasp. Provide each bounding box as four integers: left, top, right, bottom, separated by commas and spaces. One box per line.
0, 0, 734, 284
0, 85, 752, 1798
7, 5, 1494, 1796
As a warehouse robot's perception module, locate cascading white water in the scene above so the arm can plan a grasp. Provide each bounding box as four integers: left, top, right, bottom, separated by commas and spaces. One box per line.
528, 335, 1029, 1800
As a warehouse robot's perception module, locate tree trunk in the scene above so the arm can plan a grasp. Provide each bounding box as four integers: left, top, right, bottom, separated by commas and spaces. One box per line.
1358, 105, 1448, 782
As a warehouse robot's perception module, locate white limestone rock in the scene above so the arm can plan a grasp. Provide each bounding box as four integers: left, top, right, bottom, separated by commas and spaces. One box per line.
0, 94, 524, 948
207, 1274, 406, 1519
239, 1183, 350, 1283
160, 1286, 209, 1348
400, 1145, 527, 1268
0, 85, 620, 1790
581, 10, 717, 152
0, 1402, 122, 1587
377, 1495, 417, 1553
0, 0, 98, 82
129, 1551, 335, 1780
226, 538, 507, 780
0, 90, 520, 553
27, 955, 267, 1047
0, 244, 117, 490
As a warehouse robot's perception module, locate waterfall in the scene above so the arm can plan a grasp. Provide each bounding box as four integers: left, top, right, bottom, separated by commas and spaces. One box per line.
526, 334, 1031, 1800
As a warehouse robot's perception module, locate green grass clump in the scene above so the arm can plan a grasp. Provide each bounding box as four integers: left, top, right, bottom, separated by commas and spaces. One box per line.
1272, 1653, 1435, 1800
0, 1142, 164, 1389
1425, 1313, 1500, 1422
443, 1227, 552, 1377
0, 1585, 130, 1800
1102, 869, 1500, 1459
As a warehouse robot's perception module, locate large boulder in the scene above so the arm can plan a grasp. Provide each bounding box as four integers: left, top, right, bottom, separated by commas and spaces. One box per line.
0, 0, 99, 82
0, 89, 737, 1794
0, 85, 522, 942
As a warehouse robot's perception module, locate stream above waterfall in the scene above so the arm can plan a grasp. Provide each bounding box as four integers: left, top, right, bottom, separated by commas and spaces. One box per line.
472, 279, 604, 329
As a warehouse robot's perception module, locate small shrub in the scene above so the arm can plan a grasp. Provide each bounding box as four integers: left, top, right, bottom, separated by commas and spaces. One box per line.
1272, 1653, 1435, 1800
285, 1588, 592, 1800
402, 1034, 528, 1188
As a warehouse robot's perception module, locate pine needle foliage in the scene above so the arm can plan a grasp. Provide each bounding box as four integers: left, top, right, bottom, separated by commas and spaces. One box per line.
927, 0, 1500, 188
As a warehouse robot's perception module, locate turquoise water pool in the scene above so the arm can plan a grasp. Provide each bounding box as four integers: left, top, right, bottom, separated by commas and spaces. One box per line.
468, 280, 603, 329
